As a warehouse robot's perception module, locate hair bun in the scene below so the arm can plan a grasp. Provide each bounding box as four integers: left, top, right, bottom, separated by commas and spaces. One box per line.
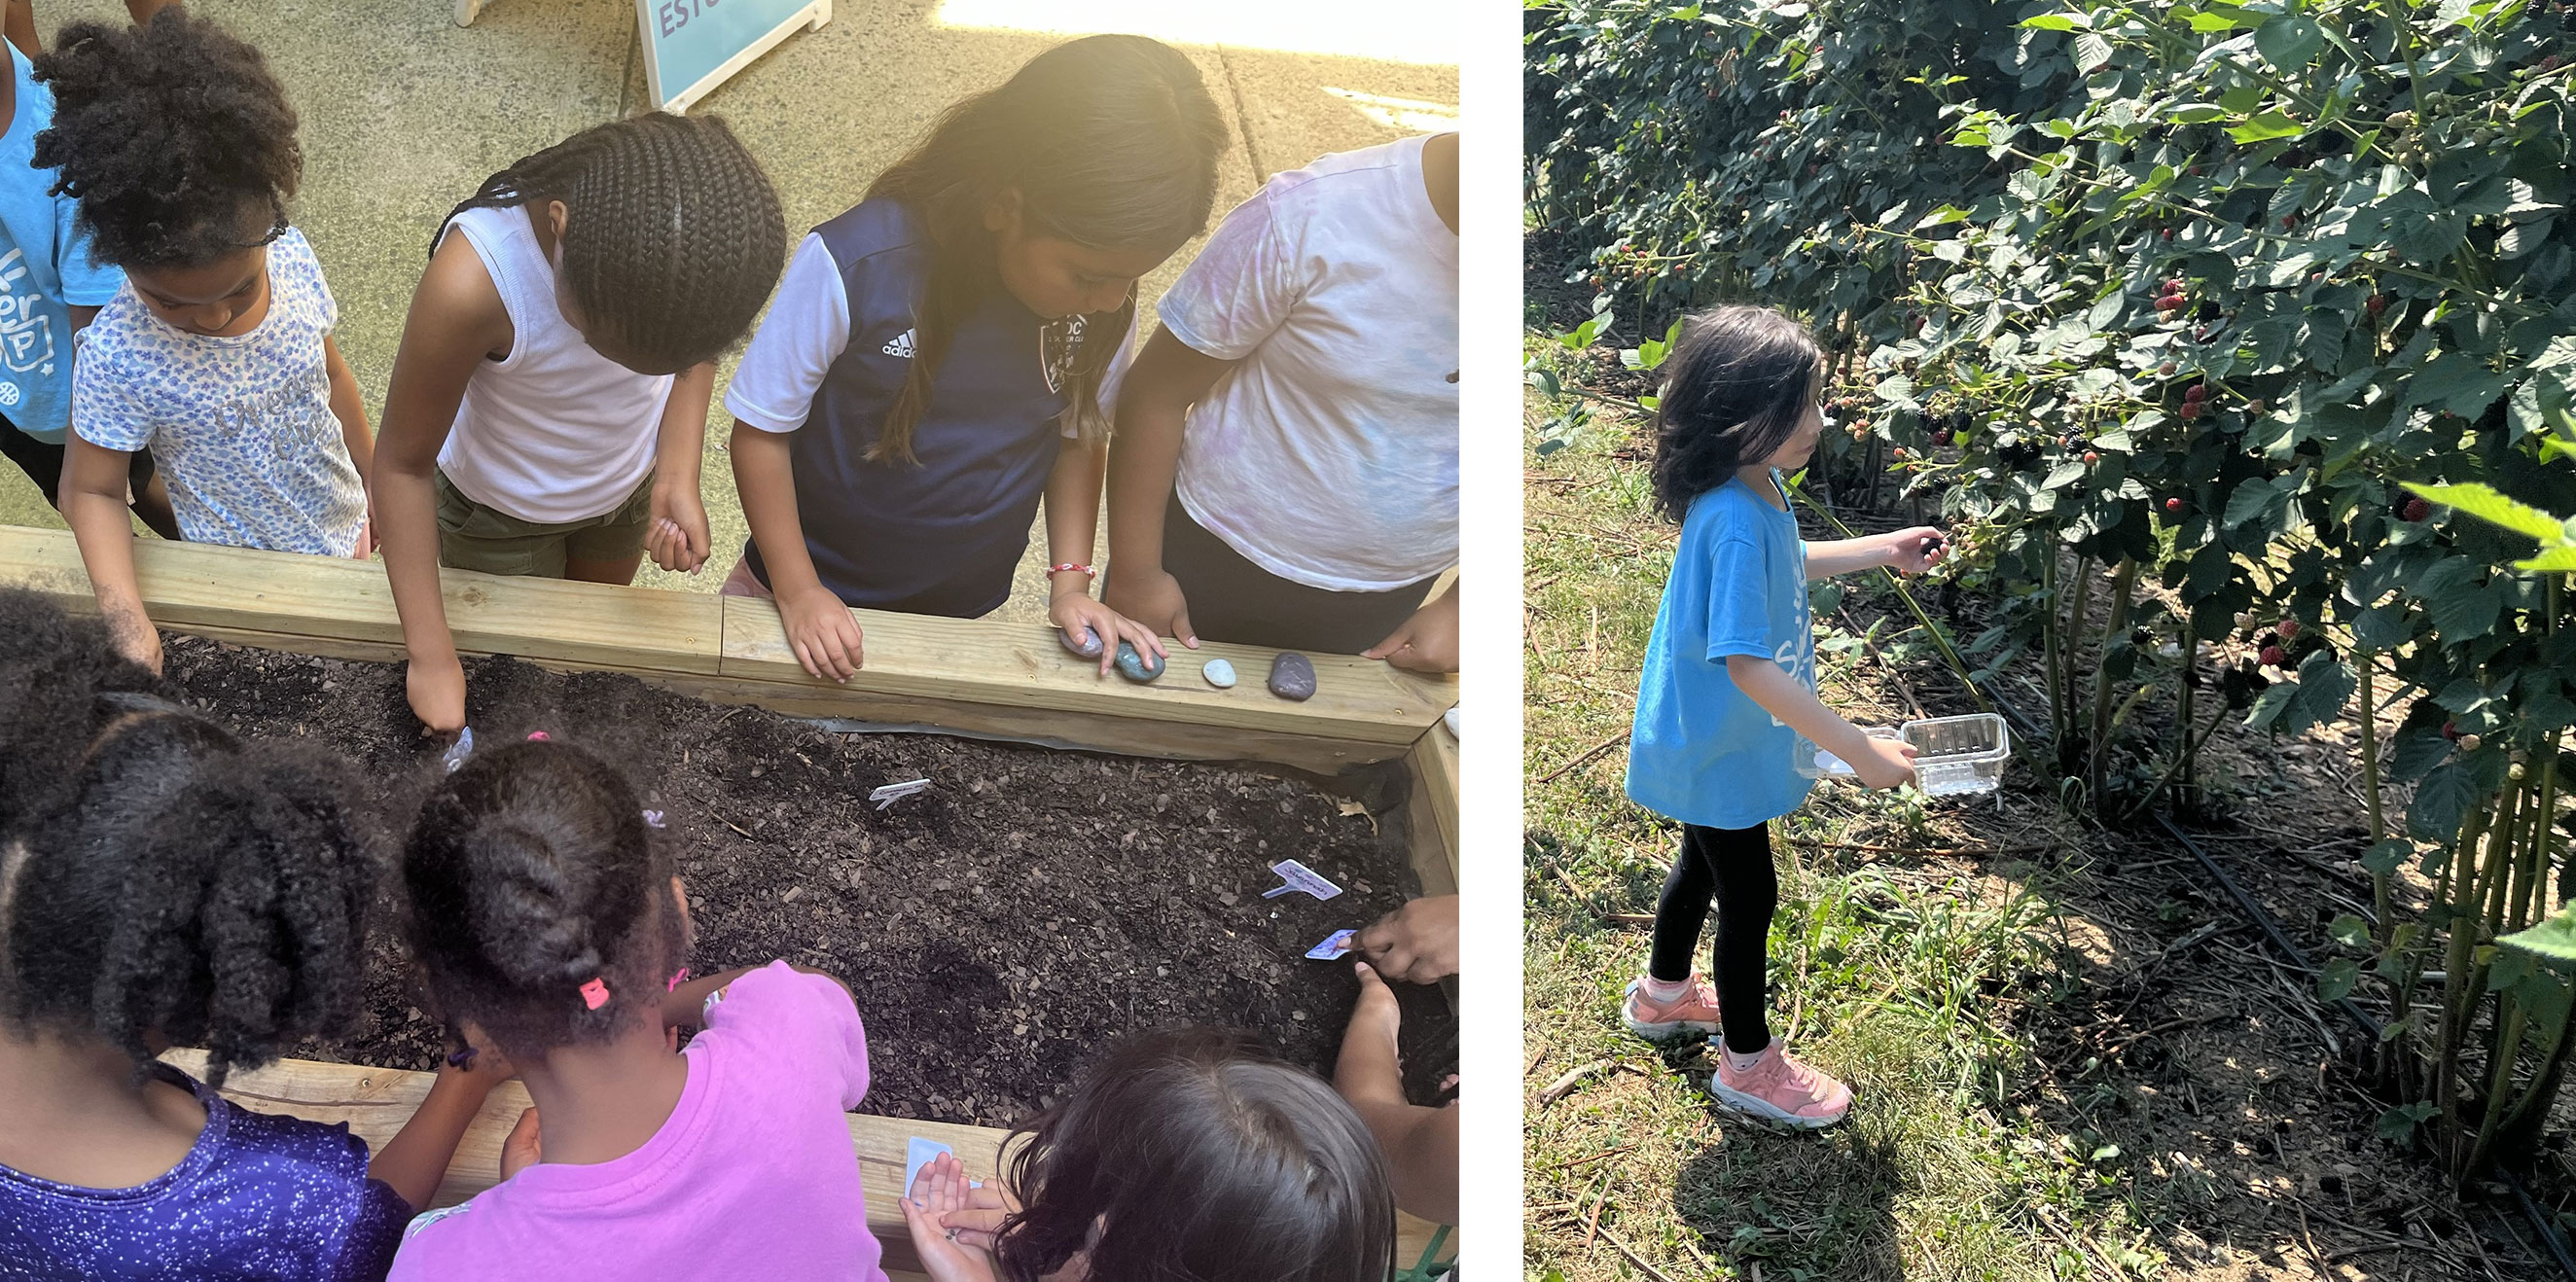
464, 820, 605, 990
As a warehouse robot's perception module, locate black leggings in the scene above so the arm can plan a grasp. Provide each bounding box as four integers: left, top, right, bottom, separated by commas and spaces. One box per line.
1647, 822, 1777, 1055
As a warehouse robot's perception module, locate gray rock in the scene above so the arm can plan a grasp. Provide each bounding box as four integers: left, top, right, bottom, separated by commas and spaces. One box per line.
1202, 658, 1237, 688
1115, 641, 1165, 683
1268, 652, 1316, 701
1057, 625, 1103, 659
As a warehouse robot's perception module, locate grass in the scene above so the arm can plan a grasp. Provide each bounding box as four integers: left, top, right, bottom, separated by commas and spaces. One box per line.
1521, 336, 2169, 1281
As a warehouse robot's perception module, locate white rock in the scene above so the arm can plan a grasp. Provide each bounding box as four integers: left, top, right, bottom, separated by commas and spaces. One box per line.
1202, 658, 1237, 689
1444, 706, 1460, 738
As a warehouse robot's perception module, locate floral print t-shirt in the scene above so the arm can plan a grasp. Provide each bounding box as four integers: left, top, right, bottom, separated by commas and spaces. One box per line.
73, 227, 366, 555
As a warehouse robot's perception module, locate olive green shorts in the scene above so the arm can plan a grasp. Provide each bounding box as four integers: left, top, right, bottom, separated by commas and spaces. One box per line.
434, 469, 654, 578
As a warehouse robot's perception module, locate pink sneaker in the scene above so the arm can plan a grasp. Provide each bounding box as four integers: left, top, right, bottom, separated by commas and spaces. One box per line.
1708, 1040, 1852, 1128
1622, 975, 1722, 1040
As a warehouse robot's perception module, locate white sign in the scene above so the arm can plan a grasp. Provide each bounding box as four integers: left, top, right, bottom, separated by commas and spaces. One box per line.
635, 0, 831, 114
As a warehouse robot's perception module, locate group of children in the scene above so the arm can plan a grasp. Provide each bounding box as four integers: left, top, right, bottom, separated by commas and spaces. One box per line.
0, 10, 1458, 736
0, 7, 1461, 1281
0, 588, 1422, 1281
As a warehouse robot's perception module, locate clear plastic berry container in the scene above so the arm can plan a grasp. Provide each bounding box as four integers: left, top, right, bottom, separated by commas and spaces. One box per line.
1794, 713, 2010, 796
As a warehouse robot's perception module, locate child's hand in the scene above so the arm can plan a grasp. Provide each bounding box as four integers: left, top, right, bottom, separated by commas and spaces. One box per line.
407, 652, 467, 736
108, 613, 162, 675
903, 1151, 999, 1282
499, 1106, 543, 1181
1050, 590, 1165, 677
1363, 590, 1459, 674
1849, 734, 1920, 790
1881, 526, 1947, 575
778, 585, 866, 682
939, 1182, 1020, 1251
1354, 894, 1459, 984
1101, 567, 1199, 650
647, 485, 711, 575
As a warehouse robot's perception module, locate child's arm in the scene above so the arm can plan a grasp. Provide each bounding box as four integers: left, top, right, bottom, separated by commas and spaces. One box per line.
731, 421, 866, 682
642, 363, 714, 575
1042, 437, 1163, 675
659, 961, 853, 1030
367, 1054, 515, 1210
1100, 326, 1239, 648
1805, 526, 1945, 580
376, 235, 514, 736
61, 435, 160, 671
1728, 654, 1918, 788
1362, 579, 1459, 673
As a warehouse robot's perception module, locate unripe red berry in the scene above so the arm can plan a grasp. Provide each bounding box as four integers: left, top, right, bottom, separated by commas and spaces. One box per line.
2442, 720, 2460, 741
2246, 398, 2266, 414
2162, 278, 2185, 293
2165, 497, 2183, 513
2278, 619, 2300, 639
2281, 214, 2298, 228
2367, 295, 2388, 315
2403, 496, 2432, 522
2156, 296, 2187, 311
2083, 450, 2098, 464
2260, 645, 2287, 667
2160, 229, 2173, 240
1892, 446, 1908, 458
2159, 361, 2178, 375
2183, 384, 2206, 403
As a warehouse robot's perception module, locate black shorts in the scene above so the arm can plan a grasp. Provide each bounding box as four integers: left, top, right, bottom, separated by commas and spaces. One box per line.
0, 412, 156, 507
1137, 491, 1442, 655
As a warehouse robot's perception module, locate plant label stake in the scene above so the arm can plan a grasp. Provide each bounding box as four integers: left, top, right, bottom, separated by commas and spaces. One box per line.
440, 726, 476, 774
869, 778, 931, 811
1262, 859, 1342, 901
904, 1136, 980, 1194
1306, 929, 1357, 960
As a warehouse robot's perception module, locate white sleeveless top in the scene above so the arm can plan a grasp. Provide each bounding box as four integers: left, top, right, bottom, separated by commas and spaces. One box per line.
435, 205, 674, 524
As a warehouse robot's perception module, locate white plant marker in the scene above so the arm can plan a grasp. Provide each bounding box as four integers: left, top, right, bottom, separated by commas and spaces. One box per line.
1306, 929, 1357, 960
441, 726, 477, 774
1261, 859, 1342, 901
870, 778, 931, 811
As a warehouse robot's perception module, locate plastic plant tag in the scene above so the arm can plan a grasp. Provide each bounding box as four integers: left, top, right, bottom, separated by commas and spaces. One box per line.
1306, 929, 1357, 960
869, 778, 931, 811
904, 1137, 950, 1199
440, 726, 476, 774
1261, 859, 1343, 901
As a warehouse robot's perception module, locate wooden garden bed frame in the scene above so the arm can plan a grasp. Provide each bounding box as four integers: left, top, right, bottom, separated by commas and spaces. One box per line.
2, 528, 1458, 1276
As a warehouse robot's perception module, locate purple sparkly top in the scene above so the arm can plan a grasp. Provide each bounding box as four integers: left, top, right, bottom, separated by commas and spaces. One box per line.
0, 1064, 411, 1281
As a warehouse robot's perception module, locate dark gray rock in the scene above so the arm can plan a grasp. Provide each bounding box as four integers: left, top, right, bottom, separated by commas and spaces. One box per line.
1268, 652, 1316, 701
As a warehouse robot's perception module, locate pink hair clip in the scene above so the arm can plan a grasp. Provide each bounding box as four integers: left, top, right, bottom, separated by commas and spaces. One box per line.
580, 978, 611, 1010
527, 731, 552, 742
666, 967, 691, 993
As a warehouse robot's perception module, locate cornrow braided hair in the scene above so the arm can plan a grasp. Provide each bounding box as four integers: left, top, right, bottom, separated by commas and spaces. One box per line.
402, 738, 686, 1065
31, 8, 302, 270
437, 112, 788, 375
864, 34, 1231, 463
0, 591, 380, 1088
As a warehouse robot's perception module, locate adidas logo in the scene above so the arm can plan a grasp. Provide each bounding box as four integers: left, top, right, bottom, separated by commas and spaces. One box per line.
880, 329, 915, 359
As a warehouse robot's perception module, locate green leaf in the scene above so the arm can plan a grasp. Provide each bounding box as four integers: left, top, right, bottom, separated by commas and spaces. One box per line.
2318, 957, 2361, 1002
2361, 839, 2412, 877
2375, 1101, 2438, 1142
2019, 12, 2088, 30
2297, 653, 2356, 725
2329, 914, 2371, 948
2405, 482, 2565, 543
2501, 908, 2576, 967
2521, 547, 2576, 573
2409, 762, 2480, 840
2229, 111, 2308, 144
2254, 16, 2324, 73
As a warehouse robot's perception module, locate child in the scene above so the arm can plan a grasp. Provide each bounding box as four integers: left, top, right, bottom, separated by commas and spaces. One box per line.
375, 114, 786, 734
722, 34, 1227, 681
901, 1029, 1396, 1282
0, 16, 174, 540
387, 736, 882, 1282
1102, 131, 1460, 673
0, 588, 508, 1280
39, 10, 373, 674
1621, 305, 1942, 1128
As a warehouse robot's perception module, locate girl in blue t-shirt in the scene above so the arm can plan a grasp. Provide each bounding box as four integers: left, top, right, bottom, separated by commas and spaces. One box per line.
0, 589, 508, 1282
723, 35, 1231, 681
1620, 305, 1944, 1129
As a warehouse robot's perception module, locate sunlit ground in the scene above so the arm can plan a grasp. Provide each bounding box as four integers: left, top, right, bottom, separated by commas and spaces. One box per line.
932, 0, 1459, 65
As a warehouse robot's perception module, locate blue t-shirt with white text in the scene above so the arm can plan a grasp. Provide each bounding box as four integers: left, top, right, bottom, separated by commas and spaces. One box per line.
1625, 472, 1816, 830
0, 42, 123, 440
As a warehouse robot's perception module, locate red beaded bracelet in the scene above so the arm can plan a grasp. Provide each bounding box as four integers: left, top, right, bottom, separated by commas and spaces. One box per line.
1048, 563, 1096, 579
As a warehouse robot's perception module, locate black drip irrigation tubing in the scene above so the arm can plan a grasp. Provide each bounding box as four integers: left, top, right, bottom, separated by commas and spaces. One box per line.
1970, 679, 2576, 1275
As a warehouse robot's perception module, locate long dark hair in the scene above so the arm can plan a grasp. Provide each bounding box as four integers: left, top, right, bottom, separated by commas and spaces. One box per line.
987, 1029, 1397, 1282
1648, 304, 1827, 520
0, 591, 379, 1088
401, 738, 686, 1064
32, 8, 301, 270
863, 34, 1229, 462
436, 113, 788, 376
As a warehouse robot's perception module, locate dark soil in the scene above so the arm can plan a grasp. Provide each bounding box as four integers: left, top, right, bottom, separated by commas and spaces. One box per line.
160, 636, 1456, 1127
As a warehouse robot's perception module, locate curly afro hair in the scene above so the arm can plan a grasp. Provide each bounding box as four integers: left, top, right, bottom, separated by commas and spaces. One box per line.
31, 9, 302, 270
0, 590, 383, 1086
402, 737, 688, 1064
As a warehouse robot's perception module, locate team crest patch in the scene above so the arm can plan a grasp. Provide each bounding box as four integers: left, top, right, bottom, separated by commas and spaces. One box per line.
881, 329, 915, 359
1039, 314, 1087, 395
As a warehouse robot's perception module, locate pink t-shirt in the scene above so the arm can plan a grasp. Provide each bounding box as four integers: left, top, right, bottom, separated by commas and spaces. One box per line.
387, 963, 885, 1282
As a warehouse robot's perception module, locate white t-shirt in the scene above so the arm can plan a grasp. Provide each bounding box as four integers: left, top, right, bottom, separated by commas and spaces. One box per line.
435, 205, 674, 524
74, 228, 366, 555
1155, 134, 1459, 592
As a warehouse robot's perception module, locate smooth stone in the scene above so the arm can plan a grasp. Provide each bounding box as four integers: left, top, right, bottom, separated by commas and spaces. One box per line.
1114, 641, 1165, 683
1202, 658, 1237, 689
1443, 706, 1459, 738
1268, 652, 1316, 701
1057, 626, 1103, 659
